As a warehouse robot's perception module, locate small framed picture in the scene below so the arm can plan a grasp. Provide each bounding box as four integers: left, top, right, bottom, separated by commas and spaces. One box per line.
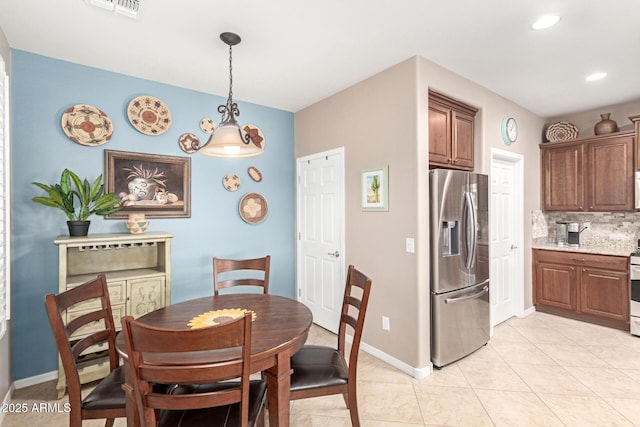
361, 166, 389, 211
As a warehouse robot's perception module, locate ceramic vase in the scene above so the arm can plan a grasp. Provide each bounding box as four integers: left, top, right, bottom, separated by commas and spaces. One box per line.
594, 113, 618, 135
125, 213, 149, 234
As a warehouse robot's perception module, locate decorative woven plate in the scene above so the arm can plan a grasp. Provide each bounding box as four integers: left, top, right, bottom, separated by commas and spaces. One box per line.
61, 104, 113, 146
223, 173, 240, 191
239, 192, 268, 224
188, 308, 256, 329
127, 95, 172, 135
242, 124, 266, 150
247, 166, 262, 183
545, 121, 579, 142
199, 117, 216, 134
178, 132, 201, 154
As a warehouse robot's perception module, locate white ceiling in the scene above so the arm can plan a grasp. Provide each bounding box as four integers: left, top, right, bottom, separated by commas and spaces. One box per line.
1, 0, 639, 117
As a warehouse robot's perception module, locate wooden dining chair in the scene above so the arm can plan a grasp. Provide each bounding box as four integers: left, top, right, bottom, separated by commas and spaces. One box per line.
289, 265, 372, 427
121, 312, 267, 427
44, 274, 125, 427
213, 255, 271, 296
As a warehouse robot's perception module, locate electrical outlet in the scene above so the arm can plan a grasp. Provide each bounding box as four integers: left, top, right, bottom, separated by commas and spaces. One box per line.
583, 222, 591, 230
382, 316, 390, 331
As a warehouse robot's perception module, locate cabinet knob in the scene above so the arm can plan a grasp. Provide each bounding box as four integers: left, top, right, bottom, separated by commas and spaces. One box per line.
570, 267, 575, 271
579, 206, 583, 210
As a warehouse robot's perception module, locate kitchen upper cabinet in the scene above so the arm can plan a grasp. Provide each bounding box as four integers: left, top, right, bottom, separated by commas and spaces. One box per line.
541, 142, 584, 211
630, 115, 640, 170
533, 249, 629, 329
540, 131, 634, 212
428, 91, 477, 170
586, 135, 634, 211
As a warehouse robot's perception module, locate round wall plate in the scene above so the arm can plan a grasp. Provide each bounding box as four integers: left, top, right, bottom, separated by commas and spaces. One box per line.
127, 95, 172, 135
239, 192, 268, 224
61, 104, 113, 146
223, 174, 240, 191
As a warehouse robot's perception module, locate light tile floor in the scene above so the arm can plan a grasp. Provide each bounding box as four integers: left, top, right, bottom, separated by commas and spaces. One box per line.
3, 311, 640, 426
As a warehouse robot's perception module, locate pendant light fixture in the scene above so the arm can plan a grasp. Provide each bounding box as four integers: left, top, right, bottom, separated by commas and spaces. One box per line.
199, 32, 265, 158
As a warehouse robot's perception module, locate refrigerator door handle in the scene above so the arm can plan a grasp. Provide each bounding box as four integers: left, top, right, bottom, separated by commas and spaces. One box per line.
444, 284, 489, 304
463, 191, 477, 270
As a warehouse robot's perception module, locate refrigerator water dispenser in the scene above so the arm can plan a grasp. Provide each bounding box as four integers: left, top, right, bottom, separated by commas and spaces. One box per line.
441, 220, 459, 255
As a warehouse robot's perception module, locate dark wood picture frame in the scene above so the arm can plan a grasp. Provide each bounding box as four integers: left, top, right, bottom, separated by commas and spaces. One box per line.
104, 150, 191, 218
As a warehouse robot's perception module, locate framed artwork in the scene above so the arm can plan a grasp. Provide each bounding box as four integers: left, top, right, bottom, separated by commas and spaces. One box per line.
104, 150, 191, 218
361, 165, 388, 211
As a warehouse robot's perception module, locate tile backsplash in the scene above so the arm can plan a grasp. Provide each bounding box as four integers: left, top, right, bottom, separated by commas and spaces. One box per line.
533, 210, 640, 250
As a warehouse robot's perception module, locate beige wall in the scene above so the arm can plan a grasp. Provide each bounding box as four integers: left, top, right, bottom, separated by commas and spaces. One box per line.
545, 99, 640, 139
0, 24, 10, 405
295, 55, 543, 373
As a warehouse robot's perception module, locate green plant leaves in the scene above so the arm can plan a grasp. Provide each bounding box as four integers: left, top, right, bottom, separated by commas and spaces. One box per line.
32, 169, 123, 221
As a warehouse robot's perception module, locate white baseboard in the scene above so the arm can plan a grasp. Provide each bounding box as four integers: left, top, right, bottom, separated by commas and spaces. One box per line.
13, 370, 57, 390
358, 340, 432, 380
0, 382, 14, 425
518, 305, 536, 318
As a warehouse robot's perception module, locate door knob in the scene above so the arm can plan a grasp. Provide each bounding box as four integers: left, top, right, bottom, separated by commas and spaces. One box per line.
327, 251, 340, 258
510, 244, 518, 250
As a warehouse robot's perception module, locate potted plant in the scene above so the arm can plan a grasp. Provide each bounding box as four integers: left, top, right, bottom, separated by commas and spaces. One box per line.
32, 169, 123, 236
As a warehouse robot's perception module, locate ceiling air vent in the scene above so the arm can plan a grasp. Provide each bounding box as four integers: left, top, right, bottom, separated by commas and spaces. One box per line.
86, 0, 141, 19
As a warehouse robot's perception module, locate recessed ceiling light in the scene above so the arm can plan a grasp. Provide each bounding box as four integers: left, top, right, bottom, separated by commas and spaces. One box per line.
531, 15, 561, 30
585, 72, 607, 81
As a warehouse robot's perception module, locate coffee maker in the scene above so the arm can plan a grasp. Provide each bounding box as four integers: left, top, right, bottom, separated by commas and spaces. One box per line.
567, 222, 580, 246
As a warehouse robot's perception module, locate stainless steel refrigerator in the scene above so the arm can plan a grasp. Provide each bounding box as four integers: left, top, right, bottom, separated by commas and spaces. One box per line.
429, 169, 490, 368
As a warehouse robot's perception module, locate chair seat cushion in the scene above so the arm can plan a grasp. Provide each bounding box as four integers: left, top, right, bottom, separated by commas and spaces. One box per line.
290, 345, 348, 392
82, 366, 126, 411
157, 380, 267, 427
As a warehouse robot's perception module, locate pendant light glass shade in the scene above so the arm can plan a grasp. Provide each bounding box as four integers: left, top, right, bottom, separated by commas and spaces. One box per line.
199, 32, 264, 158
200, 123, 262, 157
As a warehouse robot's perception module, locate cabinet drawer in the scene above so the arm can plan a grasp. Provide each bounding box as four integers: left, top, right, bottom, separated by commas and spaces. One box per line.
66, 280, 127, 313
534, 250, 627, 271
127, 277, 166, 318
66, 304, 125, 340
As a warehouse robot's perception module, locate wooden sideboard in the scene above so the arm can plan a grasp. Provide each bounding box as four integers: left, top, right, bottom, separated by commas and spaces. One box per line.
53, 232, 173, 398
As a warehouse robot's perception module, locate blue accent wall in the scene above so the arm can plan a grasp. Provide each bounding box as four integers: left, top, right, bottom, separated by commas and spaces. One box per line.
10, 50, 295, 380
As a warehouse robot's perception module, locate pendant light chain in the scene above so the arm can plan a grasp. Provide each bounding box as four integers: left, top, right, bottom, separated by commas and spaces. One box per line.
228, 44, 233, 106
219, 42, 240, 121
199, 31, 263, 158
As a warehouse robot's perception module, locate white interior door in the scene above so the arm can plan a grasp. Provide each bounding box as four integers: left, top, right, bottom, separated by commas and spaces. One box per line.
296, 148, 345, 332
490, 150, 523, 326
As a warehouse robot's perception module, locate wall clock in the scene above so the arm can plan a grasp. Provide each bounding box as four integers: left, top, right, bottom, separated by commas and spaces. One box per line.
501, 116, 518, 145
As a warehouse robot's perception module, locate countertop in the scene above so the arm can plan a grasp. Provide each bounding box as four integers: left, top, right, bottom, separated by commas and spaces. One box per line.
532, 239, 634, 257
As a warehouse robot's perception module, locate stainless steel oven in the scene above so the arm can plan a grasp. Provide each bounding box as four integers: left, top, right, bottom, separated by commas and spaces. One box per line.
630, 252, 640, 336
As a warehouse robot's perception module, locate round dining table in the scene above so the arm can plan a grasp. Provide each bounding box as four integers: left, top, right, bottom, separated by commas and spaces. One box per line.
116, 293, 313, 427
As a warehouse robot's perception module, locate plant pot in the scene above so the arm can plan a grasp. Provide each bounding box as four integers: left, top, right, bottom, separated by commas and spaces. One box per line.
67, 220, 90, 237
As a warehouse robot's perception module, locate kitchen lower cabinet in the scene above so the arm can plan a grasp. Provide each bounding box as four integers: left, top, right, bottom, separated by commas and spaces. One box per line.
580, 267, 629, 322
53, 232, 173, 397
534, 260, 577, 311
533, 249, 629, 329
